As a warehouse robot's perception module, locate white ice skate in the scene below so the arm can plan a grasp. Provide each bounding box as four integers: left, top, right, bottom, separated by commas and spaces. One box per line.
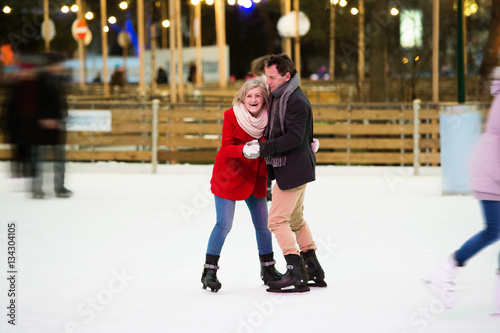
492, 270, 500, 317
423, 255, 459, 308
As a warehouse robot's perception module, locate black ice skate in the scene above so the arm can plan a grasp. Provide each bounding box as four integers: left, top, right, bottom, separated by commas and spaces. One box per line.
266, 254, 310, 293
301, 249, 327, 287
259, 252, 283, 285
201, 254, 222, 292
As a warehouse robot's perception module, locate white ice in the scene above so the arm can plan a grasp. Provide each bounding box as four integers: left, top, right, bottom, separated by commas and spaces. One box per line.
1, 162, 500, 333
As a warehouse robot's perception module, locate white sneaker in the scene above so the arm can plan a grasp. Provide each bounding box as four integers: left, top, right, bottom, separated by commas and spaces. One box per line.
493, 270, 500, 317
424, 255, 459, 308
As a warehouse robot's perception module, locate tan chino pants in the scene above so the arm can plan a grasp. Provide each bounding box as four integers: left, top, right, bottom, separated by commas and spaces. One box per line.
268, 182, 317, 256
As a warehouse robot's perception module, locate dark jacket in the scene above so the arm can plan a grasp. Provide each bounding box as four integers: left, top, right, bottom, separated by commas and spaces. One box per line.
1, 78, 41, 146
259, 86, 315, 190
1, 71, 67, 146
37, 71, 68, 145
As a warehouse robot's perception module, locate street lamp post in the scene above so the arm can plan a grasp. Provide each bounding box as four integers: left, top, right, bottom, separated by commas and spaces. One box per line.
329, 1, 335, 80
101, 0, 109, 96
161, 0, 168, 48
175, 0, 185, 101
138, 0, 145, 96
457, 0, 465, 103
358, 0, 365, 90
433, 0, 439, 103
194, 2, 202, 86
151, 23, 157, 94
168, 0, 177, 103
215, 0, 227, 88
76, 0, 85, 89
293, 0, 300, 76
44, 0, 50, 51
280, 0, 291, 56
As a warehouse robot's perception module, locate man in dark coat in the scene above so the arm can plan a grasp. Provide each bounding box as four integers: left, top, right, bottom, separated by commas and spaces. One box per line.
31, 53, 72, 199
243, 53, 326, 293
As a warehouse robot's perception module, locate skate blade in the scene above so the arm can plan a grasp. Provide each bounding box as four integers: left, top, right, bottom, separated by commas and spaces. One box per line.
421, 278, 456, 308
202, 285, 220, 293
266, 285, 310, 293
308, 280, 327, 287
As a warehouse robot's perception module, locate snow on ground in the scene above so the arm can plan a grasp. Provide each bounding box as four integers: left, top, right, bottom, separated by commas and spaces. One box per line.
0, 162, 499, 333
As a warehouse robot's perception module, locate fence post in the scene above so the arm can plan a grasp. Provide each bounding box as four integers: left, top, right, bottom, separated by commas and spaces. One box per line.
152, 99, 159, 174
413, 99, 421, 175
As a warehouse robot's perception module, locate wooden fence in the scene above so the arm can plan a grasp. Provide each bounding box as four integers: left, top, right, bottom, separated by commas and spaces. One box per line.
0, 101, 491, 168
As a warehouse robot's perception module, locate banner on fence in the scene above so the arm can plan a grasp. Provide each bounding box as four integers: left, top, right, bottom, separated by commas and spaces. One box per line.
66, 110, 112, 132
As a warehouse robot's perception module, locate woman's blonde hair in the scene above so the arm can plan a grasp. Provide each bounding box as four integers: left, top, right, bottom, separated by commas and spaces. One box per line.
233, 78, 269, 111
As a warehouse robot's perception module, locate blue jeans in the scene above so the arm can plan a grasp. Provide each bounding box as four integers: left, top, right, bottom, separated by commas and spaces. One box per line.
455, 200, 500, 267
206, 195, 273, 257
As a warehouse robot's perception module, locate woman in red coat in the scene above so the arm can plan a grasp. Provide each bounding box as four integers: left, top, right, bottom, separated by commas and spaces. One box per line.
201, 78, 282, 292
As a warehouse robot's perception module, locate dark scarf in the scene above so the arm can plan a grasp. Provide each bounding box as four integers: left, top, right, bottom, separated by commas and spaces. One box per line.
265, 73, 300, 167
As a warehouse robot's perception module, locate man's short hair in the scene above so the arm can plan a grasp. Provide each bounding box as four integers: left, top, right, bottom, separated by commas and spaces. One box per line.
265, 53, 297, 77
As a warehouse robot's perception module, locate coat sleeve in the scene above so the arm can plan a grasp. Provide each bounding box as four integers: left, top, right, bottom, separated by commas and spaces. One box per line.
219, 110, 246, 159
259, 94, 309, 157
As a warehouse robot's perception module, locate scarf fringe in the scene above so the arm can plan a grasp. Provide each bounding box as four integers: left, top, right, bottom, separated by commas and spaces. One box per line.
266, 156, 287, 167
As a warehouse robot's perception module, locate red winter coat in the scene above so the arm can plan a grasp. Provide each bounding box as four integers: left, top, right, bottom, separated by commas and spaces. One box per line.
210, 108, 268, 200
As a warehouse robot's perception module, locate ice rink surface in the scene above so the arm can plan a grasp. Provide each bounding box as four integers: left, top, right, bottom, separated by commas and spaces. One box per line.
1, 162, 500, 333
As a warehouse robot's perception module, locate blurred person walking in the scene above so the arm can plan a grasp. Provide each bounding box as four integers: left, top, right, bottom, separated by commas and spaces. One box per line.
425, 67, 500, 314
201, 78, 282, 292
31, 53, 72, 199
1, 63, 39, 181
244, 54, 325, 293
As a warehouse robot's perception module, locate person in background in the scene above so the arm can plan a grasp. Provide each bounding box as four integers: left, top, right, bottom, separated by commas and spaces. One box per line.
156, 67, 168, 84
1, 63, 39, 181
188, 61, 196, 84
110, 65, 125, 88
92, 72, 102, 83
31, 52, 72, 199
425, 67, 500, 314
244, 53, 325, 293
201, 78, 282, 292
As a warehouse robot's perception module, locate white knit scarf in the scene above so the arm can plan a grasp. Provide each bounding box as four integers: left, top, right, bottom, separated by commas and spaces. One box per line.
233, 102, 268, 139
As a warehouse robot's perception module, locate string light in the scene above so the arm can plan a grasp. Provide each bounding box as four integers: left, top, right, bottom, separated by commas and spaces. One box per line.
162, 20, 170, 28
